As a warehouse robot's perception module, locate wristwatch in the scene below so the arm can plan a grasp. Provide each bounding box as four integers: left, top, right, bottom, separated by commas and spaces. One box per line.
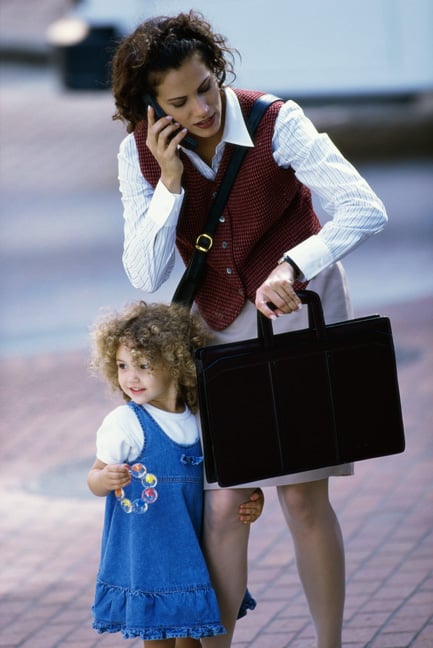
277, 254, 301, 279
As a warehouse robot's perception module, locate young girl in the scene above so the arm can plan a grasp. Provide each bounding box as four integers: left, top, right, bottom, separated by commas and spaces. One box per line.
88, 301, 262, 645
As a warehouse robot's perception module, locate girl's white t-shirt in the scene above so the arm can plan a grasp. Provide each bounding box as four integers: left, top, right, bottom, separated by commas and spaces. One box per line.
96, 403, 199, 465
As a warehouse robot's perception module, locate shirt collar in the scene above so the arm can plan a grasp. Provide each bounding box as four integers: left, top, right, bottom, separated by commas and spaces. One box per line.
221, 87, 254, 148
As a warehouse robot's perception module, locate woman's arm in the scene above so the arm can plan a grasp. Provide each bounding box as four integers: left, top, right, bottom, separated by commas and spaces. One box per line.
119, 134, 184, 291
256, 100, 387, 319
272, 100, 387, 281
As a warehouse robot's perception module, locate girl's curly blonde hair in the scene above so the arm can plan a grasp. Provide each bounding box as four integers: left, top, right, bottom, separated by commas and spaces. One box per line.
90, 301, 213, 413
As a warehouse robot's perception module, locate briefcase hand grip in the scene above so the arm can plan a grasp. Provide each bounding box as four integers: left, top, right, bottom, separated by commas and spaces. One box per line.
257, 290, 326, 348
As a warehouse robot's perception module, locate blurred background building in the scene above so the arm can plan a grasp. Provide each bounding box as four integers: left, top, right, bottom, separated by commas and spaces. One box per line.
44, 0, 433, 99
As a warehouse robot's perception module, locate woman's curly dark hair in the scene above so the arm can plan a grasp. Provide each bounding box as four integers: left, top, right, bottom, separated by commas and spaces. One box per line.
90, 301, 213, 413
111, 10, 238, 133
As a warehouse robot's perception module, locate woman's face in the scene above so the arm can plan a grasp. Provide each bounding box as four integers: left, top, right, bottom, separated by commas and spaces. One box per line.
154, 52, 224, 143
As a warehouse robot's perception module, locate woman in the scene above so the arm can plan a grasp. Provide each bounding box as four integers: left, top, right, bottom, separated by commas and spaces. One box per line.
110, 11, 387, 647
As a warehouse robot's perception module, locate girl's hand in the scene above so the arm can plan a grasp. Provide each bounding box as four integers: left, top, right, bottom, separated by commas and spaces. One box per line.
87, 459, 131, 496
239, 488, 265, 524
146, 105, 185, 193
101, 463, 131, 490
255, 261, 302, 319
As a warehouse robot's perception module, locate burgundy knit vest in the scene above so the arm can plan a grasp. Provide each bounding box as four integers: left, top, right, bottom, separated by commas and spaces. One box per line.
134, 89, 321, 330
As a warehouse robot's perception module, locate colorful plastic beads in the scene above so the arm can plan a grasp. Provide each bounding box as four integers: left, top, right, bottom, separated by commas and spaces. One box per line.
115, 464, 158, 514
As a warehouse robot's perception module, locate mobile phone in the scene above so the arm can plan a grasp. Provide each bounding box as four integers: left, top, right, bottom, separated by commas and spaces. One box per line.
144, 93, 197, 150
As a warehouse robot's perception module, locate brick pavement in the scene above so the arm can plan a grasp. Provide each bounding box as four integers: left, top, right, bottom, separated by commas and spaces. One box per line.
0, 297, 432, 647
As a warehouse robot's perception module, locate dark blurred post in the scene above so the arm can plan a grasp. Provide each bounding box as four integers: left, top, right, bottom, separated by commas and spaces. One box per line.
47, 14, 118, 90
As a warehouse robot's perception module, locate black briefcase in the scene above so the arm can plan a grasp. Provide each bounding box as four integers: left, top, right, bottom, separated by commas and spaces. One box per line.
194, 290, 405, 487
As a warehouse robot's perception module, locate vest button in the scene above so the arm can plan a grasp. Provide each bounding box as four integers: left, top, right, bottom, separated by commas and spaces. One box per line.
222, 241, 228, 249
226, 267, 232, 274
238, 289, 244, 296
219, 215, 225, 223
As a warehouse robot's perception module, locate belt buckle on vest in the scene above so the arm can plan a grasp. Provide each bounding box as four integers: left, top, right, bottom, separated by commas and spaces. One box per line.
195, 233, 213, 253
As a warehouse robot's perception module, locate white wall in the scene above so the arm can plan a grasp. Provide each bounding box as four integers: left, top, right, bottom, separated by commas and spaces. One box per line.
75, 0, 433, 97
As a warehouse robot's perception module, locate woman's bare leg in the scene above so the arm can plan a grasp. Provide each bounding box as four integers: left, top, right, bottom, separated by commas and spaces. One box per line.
277, 479, 345, 648
200, 488, 255, 647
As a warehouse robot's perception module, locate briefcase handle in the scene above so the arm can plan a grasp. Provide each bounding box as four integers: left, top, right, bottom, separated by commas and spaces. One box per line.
257, 290, 326, 348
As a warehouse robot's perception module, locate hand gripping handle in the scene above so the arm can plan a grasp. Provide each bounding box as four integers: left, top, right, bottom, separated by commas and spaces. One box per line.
257, 290, 326, 349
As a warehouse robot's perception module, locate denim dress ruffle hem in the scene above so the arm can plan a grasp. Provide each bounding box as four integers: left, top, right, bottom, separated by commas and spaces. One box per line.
92, 402, 225, 640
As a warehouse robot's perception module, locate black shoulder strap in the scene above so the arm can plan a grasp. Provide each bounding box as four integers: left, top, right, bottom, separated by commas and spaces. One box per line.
172, 93, 281, 307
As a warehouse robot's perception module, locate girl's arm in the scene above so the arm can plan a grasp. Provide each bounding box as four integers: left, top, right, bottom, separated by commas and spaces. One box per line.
87, 458, 131, 497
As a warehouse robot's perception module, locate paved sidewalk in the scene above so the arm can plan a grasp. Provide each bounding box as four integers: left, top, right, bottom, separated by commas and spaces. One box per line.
0, 297, 432, 647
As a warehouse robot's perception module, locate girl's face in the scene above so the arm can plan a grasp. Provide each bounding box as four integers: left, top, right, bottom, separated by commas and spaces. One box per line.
155, 52, 224, 143
116, 345, 180, 412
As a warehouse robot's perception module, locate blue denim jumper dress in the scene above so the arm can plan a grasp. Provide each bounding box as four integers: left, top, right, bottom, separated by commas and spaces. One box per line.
92, 402, 225, 640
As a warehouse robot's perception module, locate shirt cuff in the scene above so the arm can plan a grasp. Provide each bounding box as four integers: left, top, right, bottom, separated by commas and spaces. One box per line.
148, 180, 185, 228
285, 235, 334, 281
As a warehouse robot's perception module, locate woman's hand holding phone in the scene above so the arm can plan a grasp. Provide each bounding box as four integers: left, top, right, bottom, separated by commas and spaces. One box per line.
145, 94, 197, 150
146, 102, 185, 194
